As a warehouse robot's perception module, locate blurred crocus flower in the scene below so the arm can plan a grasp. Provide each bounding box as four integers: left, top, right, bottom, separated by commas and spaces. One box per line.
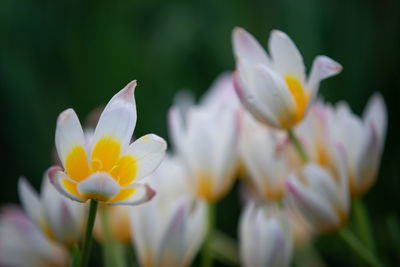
232, 27, 342, 129
18, 173, 86, 247
49, 81, 166, 205
94, 205, 132, 243
239, 110, 290, 200
331, 94, 387, 196
168, 74, 240, 202
0, 205, 69, 267
285, 144, 349, 232
130, 156, 207, 267
240, 201, 293, 267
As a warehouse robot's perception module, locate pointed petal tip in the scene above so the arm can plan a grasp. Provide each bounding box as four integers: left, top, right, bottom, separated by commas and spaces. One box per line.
271, 29, 287, 38
316, 55, 343, 77
233, 26, 245, 35
119, 80, 137, 100
145, 184, 156, 201
57, 108, 76, 125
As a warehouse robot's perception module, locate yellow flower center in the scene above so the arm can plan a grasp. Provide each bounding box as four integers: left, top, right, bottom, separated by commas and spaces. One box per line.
284, 75, 310, 126
65, 136, 138, 187
196, 170, 214, 202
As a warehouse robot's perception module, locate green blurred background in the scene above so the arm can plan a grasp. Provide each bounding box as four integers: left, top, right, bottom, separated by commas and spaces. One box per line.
1, 0, 399, 266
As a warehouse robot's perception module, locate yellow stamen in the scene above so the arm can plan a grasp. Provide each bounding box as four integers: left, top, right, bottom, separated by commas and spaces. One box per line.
65, 146, 89, 182
111, 155, 138, 187
90, 137, 121, 172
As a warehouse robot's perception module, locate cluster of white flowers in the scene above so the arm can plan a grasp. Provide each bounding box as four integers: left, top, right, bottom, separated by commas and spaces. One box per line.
0, 27, 387, 267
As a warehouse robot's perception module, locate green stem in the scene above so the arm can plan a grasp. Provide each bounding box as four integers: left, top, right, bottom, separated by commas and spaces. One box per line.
100, 207, 126, 267
287, 129, 309, 163
80, 200, 98, 267
202, 202, 216, 267
210, 231, 240, 266
352, 198, 375, 252
338, 228, 382, 267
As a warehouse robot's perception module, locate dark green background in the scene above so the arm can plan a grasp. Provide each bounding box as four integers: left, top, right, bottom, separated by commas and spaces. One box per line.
1, 0, 399, 266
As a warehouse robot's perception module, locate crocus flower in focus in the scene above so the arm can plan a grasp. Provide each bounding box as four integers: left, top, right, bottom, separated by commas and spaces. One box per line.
18, 173, 86, 247
239, 201, 293, 267
130, 156, 207, 267
168, 74, 240, 202
49, 81, 167, 205
232, 27, 342, 129
0, 205, 69, 267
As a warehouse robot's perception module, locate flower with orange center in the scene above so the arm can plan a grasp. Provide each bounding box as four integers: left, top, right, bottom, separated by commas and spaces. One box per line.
232, 27, 342, 129
49, 80, 167, 205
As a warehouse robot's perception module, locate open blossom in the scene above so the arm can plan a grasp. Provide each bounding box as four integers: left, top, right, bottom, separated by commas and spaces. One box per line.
232, 27, 342, 129
18, 173, 86, 247
0, 205, 69, 267
240, 201, 293, 267
130, 156, 207, 267
168, 74, 240, 202
49, 80, 167, 205
330, 94, 387, 196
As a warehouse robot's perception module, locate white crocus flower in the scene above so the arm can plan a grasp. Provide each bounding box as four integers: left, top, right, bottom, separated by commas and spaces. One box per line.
18, 172, 86, 247
240, 201, 293, 267
285, 144, 349, 232
331, 93, 387, 196
168, 75, 240, 202
130, 156, 207, 267
0, 205, 69, 267
232, 27, 342, 129
49, 80, 167, 205
239, 110, 290, 200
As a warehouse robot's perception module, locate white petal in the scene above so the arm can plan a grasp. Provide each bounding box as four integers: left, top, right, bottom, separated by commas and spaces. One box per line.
363, 93, 387, 145
41, 174, 86, 245
17, 177, 46, 233
124, 134, 167, 181
183, 199, 207, 266
268, 30, 305, 82
108, 183, 155, 206
155, 201, 188, 267
48, 166, 85, 202
334, 102, 366, 173
307, 55, 342, 99
286, 172, 339, 232
232, 27, 270, 67
233, 67, 279, 127
55, 108, 87, 169
77, 172, 120, 202
354, 123, 381, 194
168, 106, 185, 153
130, 199, 160, 266
252, 64, 297, 127
92, 80, 137, 154
214, 110, 239, 197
